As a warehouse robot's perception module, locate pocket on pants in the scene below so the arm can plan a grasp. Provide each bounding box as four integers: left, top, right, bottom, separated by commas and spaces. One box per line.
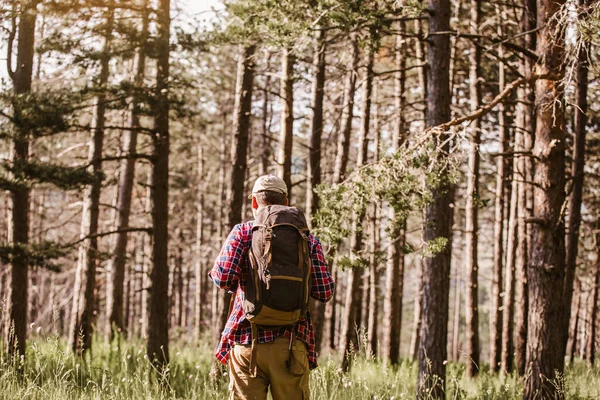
287, 341, 308, 376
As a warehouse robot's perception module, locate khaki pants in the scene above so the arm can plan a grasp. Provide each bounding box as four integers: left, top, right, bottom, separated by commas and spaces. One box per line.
228, 338, 310, 400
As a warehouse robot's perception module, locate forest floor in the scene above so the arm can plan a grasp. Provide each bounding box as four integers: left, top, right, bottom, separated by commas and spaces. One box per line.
0, 334, 599, 400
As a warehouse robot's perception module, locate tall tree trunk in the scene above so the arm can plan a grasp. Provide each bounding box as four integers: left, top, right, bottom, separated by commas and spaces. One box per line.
515, 0, 536, 377
417, 0, 453, 396
331, 34, 359, 184
562, 0, 589, 361
7, 0, 38, 357
382, 24, 406, 366
69, 6, 114, 354
259, 53, 272, 176
501, 150, 519, 374
325, 33, 359, 353
141, 170, 152, 338
147, 0, 171, 371
212, 120, 227, 336
367, 83, 381, 358
340, 45, 374, 372
524, 0, 567, 396
306, 29, 327, 355
213, 44, 256, 373
108, 3, 148, 340
277, 48, 294, 198
464, 0, 481, 377
490, 6, 508, 372
194, 143, 205, 342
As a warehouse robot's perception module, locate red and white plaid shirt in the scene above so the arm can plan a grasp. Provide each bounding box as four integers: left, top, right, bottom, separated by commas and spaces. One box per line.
209, 222, 335, 369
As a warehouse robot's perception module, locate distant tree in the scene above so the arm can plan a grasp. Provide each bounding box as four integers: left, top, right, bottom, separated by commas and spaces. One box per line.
107, 0, 149, 341
5, 0, 40, 358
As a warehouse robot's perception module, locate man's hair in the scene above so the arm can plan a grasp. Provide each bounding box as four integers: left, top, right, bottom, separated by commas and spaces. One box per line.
254, 190, 287, 207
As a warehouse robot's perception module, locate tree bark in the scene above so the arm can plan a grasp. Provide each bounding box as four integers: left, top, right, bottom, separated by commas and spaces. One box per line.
331, 33, 359, 184
501, 148, 519, 374
108, 2, 148, 340
562, 0, 589, 362
382, 25, 406, 367
417, 0, 453, 396
367, 83, 381, 358
7, 0, 39, 358
410, 260, 423, 361
524, 0, 567, 396
464, 0, 481, 377
325, 33, 359, 354
277, 48, 295, 199
147, 0, 171, 371
259, 53, 272, 176
69, 5, 114, 354
451, 265, 461, 361
515, 0, 536, 377
490, 6, 508, 372
340, 44, 374, 372
194, 143, 205, 342
567, 279, 581, 364
307, 29, 327, 355
212, 44, 256, 373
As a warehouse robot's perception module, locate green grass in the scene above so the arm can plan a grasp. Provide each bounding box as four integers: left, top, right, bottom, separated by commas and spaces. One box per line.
0, 334, 599, 399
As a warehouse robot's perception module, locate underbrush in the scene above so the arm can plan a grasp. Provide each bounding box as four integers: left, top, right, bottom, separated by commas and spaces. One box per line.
0, 335, 598, 399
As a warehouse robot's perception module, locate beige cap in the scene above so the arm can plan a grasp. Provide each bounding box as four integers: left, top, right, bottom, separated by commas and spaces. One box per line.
249, 174, 288, 198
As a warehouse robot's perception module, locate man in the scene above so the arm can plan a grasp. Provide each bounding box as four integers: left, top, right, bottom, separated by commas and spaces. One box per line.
209, 174, 335, 400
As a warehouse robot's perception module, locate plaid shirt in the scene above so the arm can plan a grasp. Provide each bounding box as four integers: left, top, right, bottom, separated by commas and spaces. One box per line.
209, 222, 335, 369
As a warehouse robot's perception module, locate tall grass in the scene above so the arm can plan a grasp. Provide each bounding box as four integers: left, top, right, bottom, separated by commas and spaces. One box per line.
0, 333, 598, 399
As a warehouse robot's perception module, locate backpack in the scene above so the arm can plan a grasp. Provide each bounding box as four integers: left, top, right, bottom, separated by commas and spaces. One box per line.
243, 205, 312, 327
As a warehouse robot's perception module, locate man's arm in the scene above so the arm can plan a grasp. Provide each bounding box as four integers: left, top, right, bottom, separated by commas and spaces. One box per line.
209, 224, 246, 294
308, 236, 335, 302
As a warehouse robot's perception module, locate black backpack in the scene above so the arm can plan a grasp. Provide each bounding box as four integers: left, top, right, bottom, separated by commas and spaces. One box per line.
243, 205, 312, 327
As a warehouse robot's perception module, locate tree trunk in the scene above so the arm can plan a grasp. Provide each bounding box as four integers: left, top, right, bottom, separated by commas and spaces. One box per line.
306, 29, 327, 355
277, 48, 294, 198
141, 170, 152, 338
562, 0, 589, 362
69, 6, 114, 354
340, 45, 374, 372
452, 266, 461, 361
259, 54, 272, 177
501, 151, 519, 374
410, 260, 423, 361
515, 0, 536, 377
147, 0, 171, 371
417, 0, 453, 396
382, 25, 406, 366
568, 279, 581, 364
212, 44, 256, 373
212, 121, 227, 336
325, 33, 359, 354
490, 6, 508, 372
331, 33, 359, 184
464, 0, 481, 377
194, 143, 205, 342
524, 0, 567, 396
108, 1, 148, 340
367, 83, 381, 359
6, 0, 39, 358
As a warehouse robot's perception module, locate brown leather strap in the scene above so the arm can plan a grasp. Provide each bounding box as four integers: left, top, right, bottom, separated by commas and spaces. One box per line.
250, 324, 259, 378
